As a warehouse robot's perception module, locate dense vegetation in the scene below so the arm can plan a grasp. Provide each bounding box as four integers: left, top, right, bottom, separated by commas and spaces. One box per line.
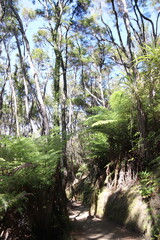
0, 0, 160, 239
0, 134, 69, 239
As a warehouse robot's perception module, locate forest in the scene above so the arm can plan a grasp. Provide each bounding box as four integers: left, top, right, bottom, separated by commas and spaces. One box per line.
0, 0, 160, 239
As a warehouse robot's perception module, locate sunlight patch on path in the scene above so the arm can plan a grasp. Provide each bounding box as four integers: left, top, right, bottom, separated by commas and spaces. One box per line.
69, 201, 145, 240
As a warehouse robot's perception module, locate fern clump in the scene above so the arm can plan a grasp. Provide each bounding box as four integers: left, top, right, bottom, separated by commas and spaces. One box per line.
0, 134, 61, 215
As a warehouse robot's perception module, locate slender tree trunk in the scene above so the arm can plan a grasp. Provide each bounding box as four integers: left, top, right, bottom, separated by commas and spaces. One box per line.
61, 99, 67, 170
0, 1, 4, 22
68, 99, 73, 133
121, 0, 148, 161
9, 95, 14, 135
0, 80, 7, 120
121, 0, 134, 62
53, 49, 61, 127
9, 3, 49, 135
14, 31, 37, 134
23, 35, 49, 135
5, 45, 20, 137
98, 68, 105, 107
110, 0, 148, 162
54, 49, 61, 103
23, 76, 37, 133
136, 98, 148, 160
60, 63, 68, 183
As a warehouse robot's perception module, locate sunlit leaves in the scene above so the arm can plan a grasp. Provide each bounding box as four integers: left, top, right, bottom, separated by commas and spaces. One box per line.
83, 131, 109, 160
32, 48, 49, 63
136, 45, 160, 109
0, 134, 61, 188
92, 119, 116, 127
33, 30, 51, 47
22, 8, 36, 21
109, 89, 132, 117
82, 90, 132, 166
0, 134, 61, 217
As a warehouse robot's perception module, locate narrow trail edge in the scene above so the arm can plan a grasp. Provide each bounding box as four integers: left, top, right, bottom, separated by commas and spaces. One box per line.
69, 201, 145, 240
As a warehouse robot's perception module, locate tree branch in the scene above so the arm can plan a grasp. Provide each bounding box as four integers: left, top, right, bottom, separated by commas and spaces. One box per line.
111, 0, 128, 58
134, 0, 157, 44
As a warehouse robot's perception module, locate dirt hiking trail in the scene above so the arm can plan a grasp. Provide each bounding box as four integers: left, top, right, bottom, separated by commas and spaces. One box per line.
69, 201, 145, 240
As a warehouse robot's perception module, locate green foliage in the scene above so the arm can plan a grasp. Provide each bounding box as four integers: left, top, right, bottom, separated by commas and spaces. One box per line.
0, 192, 28, 219
133, 44, 160, 166
33, 30, 50, 46
135, 45, 160, 109
109, 89, 132, 117
76, 163, 88, 178
139, 171, 157, 199
22, 8, 36, 21
150, 157, 160, 172
73, 95, 87, 107
82, 131, 109, 161
80, 90, 133, 175
80, 16, 95, 27
85, 92, 131, 146
151, 213, 160, 240
76, 179, 94, 207
32, 48, 50, 66
82, 181, 94, 207
0, 133, 61, 216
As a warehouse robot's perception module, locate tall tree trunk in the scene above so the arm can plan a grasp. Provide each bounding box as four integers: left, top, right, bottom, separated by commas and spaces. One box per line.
0, 80, 7, 120
14, 31, 37, 134
60, 59, 68, 184
61, 99, 67, 170
108, 0, 148, 162
0, 1, 4, 22
98, 68, 105, 107
9, 3, 49, 135
121, 0, 148, 161
136, 98, 148, 161
9, 74, 20, 137
53, 49, 61, 127
121, 0, 134, 62
4, 42, 20, 136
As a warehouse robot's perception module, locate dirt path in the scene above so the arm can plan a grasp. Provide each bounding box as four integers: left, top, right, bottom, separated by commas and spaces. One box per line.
69, 201, 145, 240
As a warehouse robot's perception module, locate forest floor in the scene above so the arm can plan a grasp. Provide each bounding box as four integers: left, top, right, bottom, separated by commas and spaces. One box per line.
69, 201, 145, 240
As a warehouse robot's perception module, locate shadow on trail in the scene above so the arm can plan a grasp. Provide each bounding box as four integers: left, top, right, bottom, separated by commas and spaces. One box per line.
69, 201, 144, 240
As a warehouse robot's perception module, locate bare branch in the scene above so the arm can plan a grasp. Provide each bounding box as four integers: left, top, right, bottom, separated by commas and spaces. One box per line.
111, 0, 128, 58
156, 12, 160, 38
84, 84, 103, 106
134, 0, 157, 45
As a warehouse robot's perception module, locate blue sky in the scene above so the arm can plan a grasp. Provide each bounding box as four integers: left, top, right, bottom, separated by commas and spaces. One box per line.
19, 0, 44, 50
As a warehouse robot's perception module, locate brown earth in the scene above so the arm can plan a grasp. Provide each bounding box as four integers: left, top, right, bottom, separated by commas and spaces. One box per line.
69, 201, 145, 240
